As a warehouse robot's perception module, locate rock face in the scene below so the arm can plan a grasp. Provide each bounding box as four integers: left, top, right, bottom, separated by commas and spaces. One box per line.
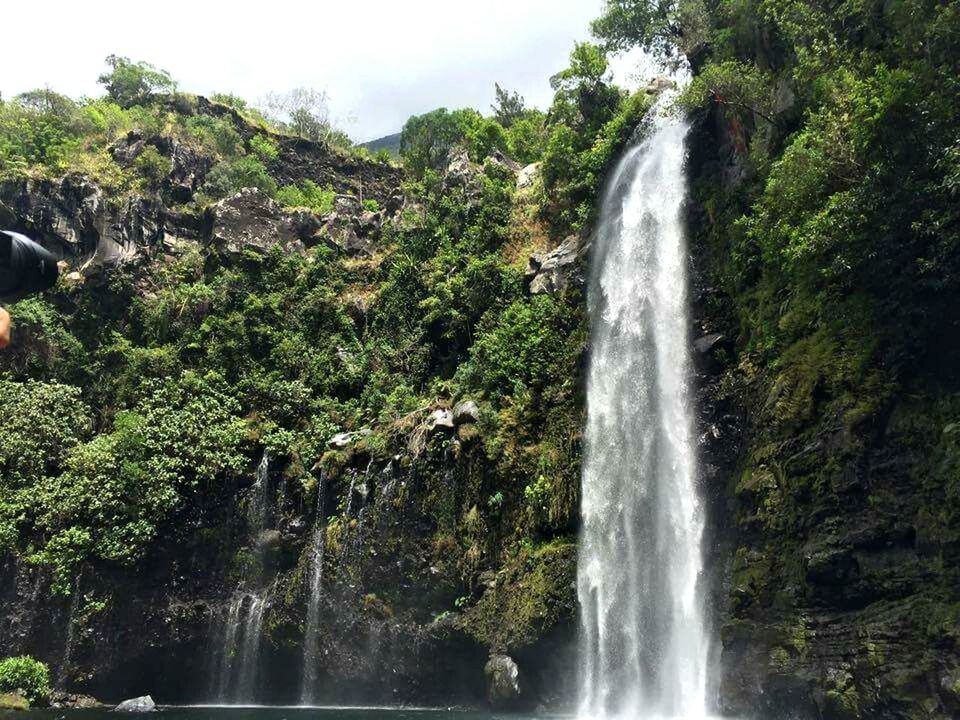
114, 695, 156, 712
484, 654, 522, 708
207, 188, 309, 257
526, 235, 587, 294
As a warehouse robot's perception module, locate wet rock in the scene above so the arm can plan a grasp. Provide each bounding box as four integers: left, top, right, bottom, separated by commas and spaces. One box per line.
527, 235, 586, 294
207, 188, 307, 257
49, 691, 102, 708
254, 529, 282, 548
114, 695, 156, 712
452, 400, 480, 425
645, 75, 677, 95
694, 332, 726, 354
485, 654, 522, 708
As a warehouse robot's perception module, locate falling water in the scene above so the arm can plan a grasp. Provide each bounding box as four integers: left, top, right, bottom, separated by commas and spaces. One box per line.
249, 449, 271, 531
212, 591, 269, 703
576, 89, 708, 720
300, 474, 327, 704
209, 448, 274, 703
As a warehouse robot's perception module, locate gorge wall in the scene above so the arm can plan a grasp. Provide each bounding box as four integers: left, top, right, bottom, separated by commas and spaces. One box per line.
1, 10, 958, 715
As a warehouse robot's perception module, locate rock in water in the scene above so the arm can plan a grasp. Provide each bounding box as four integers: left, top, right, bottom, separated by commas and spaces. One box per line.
484, 654, 522, 708
114, 695, 156, 712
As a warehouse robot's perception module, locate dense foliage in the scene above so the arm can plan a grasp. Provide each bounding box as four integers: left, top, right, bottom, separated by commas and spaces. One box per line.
0, 656, 50, 706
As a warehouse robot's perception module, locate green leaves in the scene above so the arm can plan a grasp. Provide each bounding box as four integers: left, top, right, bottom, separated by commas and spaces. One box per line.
0, 656, 50, 706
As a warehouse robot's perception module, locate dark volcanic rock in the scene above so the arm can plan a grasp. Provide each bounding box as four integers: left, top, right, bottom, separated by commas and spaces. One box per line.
207, 188, 308, 257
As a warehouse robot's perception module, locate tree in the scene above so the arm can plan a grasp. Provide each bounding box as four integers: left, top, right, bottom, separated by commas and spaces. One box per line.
97, 55, 177, 108
261, 88, 340, 144
491, 83, 525, 127
15, 88, 76, 118
591, 0, 710, 62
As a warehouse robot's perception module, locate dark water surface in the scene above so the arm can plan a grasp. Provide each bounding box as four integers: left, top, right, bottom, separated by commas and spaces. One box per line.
1, 707, 556, 720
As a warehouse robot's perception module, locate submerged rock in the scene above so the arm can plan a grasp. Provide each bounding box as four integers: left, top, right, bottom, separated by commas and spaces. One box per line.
484, 654, 522, 708
114, 695, 156, 712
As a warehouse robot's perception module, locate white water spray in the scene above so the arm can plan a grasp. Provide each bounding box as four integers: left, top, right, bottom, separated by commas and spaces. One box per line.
577, 89, 709, 720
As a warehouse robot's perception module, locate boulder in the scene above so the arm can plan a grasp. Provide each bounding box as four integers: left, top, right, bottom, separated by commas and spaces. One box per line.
484, 654, 522, 708
114, 695, 156, 712
452, 400, 480, 425
207, 188, 308, 257
527, 235, 587, 294
693, 332, 726, 355
428, 408, 455, 432
517, 162, 540, 190
442, 147, 483, 197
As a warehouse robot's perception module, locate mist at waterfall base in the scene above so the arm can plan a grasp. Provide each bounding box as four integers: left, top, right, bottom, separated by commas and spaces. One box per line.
576, 89, 713, 720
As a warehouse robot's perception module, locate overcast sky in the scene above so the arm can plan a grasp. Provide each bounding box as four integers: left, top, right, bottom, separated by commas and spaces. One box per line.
0, 0, 651, 142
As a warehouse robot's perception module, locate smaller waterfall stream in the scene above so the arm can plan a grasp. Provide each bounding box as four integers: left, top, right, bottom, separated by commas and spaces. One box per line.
212, 591, 270, 702
300, 474, 327, 704
209, 449, 274, 704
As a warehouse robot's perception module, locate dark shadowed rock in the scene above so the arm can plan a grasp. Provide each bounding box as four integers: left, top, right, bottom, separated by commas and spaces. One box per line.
114, 695, 156, 712
694, 332, 726, 355
207, 188, 307, 257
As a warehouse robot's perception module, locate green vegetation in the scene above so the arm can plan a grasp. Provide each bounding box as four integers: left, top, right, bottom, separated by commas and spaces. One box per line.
0, 656, 50, 706
276, 179, 336, 213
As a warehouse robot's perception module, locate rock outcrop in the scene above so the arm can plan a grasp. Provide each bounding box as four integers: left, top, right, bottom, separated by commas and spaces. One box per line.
526, 235, 587, 294
114, 695, 156, 712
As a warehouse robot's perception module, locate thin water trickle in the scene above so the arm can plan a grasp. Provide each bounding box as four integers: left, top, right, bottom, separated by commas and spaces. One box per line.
577, 86, 709, 720
300, 474, 328, 704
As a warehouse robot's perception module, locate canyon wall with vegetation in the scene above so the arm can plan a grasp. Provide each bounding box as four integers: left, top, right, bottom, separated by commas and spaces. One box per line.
0, 0, 958, 715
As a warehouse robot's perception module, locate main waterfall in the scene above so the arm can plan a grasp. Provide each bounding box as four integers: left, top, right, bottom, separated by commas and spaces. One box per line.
577, 91, 708, 720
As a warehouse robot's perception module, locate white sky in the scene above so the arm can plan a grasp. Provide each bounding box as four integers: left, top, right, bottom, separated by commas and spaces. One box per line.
0, 0, 653, 142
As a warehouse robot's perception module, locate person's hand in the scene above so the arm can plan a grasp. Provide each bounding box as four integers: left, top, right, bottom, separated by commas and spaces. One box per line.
0, 307, 10, 349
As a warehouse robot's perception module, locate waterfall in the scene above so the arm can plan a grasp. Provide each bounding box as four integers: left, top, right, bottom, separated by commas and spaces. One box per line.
208, 448, 274, 704
300, 474, 327, 705
249, 449, 271, 531
576, 90, 708, 720
212, 591, 269, 703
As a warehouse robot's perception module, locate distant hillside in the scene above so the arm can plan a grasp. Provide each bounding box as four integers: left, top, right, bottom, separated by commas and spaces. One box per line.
359, 131, 401, 157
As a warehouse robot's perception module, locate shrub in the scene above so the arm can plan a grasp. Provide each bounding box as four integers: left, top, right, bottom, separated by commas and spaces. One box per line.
276, 179, 335, 214
134, 145, 172, 185
0, 656, 50, 706
98, 55, 176, 108
250, 133, 279, 161
202, 156, 277, 200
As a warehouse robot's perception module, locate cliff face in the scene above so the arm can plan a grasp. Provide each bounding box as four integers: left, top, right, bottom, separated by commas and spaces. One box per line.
0, 95, 583, 709
686, 101, 960, 719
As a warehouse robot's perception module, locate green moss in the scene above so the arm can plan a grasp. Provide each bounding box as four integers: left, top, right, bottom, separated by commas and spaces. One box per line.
0, 692, 29, 710
459, 539, 576, 651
